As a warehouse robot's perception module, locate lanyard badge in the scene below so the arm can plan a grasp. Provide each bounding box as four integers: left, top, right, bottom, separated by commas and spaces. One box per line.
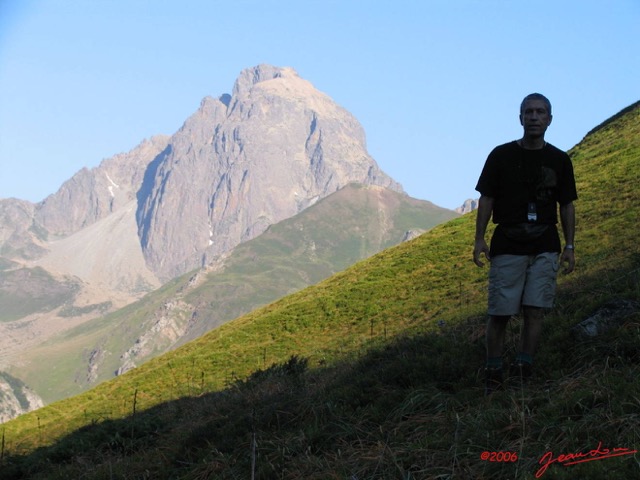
527, 202, 537, 222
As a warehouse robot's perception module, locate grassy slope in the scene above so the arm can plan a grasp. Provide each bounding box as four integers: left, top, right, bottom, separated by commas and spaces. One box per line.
179, 184, 458, 344
1, 102, 639, 479
13, 184, 456, 404
0, 267, 79, 322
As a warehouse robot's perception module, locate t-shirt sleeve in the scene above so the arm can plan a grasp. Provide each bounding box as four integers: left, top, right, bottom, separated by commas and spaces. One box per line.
475, 149, 499, 197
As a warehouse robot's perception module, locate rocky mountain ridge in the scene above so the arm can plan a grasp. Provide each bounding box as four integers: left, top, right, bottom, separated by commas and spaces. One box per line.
0, 372, 43, 423
0, 65, 456, 420
1, 65, 402, 285
136, 65, 402, 280
456, 198, 478, 214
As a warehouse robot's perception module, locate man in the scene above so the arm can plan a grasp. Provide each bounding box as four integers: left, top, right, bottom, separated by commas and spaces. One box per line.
473, 93, 577, 395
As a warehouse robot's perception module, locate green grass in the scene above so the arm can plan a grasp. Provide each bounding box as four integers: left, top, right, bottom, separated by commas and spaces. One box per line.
11, 184, 456, 403
1, 101, 639, 479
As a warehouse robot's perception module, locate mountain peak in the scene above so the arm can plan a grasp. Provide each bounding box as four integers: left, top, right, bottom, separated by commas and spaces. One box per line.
232, 64, 298, 97
137, 65, 402, 280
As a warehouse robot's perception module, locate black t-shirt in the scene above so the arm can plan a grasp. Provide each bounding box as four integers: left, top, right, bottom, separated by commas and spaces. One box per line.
475, 141, 578, 255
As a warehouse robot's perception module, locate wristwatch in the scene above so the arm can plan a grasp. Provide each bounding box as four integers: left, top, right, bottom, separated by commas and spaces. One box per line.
564, 244, 574, 250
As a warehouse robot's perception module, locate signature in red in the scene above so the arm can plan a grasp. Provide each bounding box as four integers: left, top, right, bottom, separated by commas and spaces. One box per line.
535, 442, 637, 478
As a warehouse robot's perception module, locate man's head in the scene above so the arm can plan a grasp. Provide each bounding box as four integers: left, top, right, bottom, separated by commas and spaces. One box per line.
520, 93, 553, 139
520, 93, 552, 116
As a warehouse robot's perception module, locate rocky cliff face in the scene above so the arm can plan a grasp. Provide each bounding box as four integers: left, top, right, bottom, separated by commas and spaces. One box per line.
0, 372, 44, 423
0, 199, 46, 260
0, 136, 170, 316
136, 65, 402, 280
34, 135, 170, 237
456, 198, 478, 214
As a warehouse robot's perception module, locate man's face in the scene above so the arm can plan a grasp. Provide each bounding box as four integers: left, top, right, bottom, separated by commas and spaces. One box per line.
519, 99, 552, 138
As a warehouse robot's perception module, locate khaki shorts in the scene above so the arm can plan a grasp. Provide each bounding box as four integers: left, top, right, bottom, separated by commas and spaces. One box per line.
488, 253, 559, 316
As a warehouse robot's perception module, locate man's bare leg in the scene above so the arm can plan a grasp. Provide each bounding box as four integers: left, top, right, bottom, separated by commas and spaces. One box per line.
486, 315, 510, 359
485, 315, 510, 395
512, 306, 543, 380
521, 306, 544, 357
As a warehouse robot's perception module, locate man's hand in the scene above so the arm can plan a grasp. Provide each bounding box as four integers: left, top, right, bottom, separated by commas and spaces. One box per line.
473, 238, 491, 267
560, 248, 575, 274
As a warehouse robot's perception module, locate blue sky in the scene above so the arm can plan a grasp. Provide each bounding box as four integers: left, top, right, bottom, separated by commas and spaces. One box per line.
1, 0, 638, 209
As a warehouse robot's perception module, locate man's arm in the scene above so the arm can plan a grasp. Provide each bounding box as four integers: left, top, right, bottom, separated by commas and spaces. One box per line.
559, 201, 575, 274
473, 195, 494, 267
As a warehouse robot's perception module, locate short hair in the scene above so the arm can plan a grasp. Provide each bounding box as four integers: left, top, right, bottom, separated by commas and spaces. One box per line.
520, 93, 552, 116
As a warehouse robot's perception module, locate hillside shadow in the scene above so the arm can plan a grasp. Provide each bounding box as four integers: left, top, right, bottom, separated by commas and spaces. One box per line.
0, 324, 487, 479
